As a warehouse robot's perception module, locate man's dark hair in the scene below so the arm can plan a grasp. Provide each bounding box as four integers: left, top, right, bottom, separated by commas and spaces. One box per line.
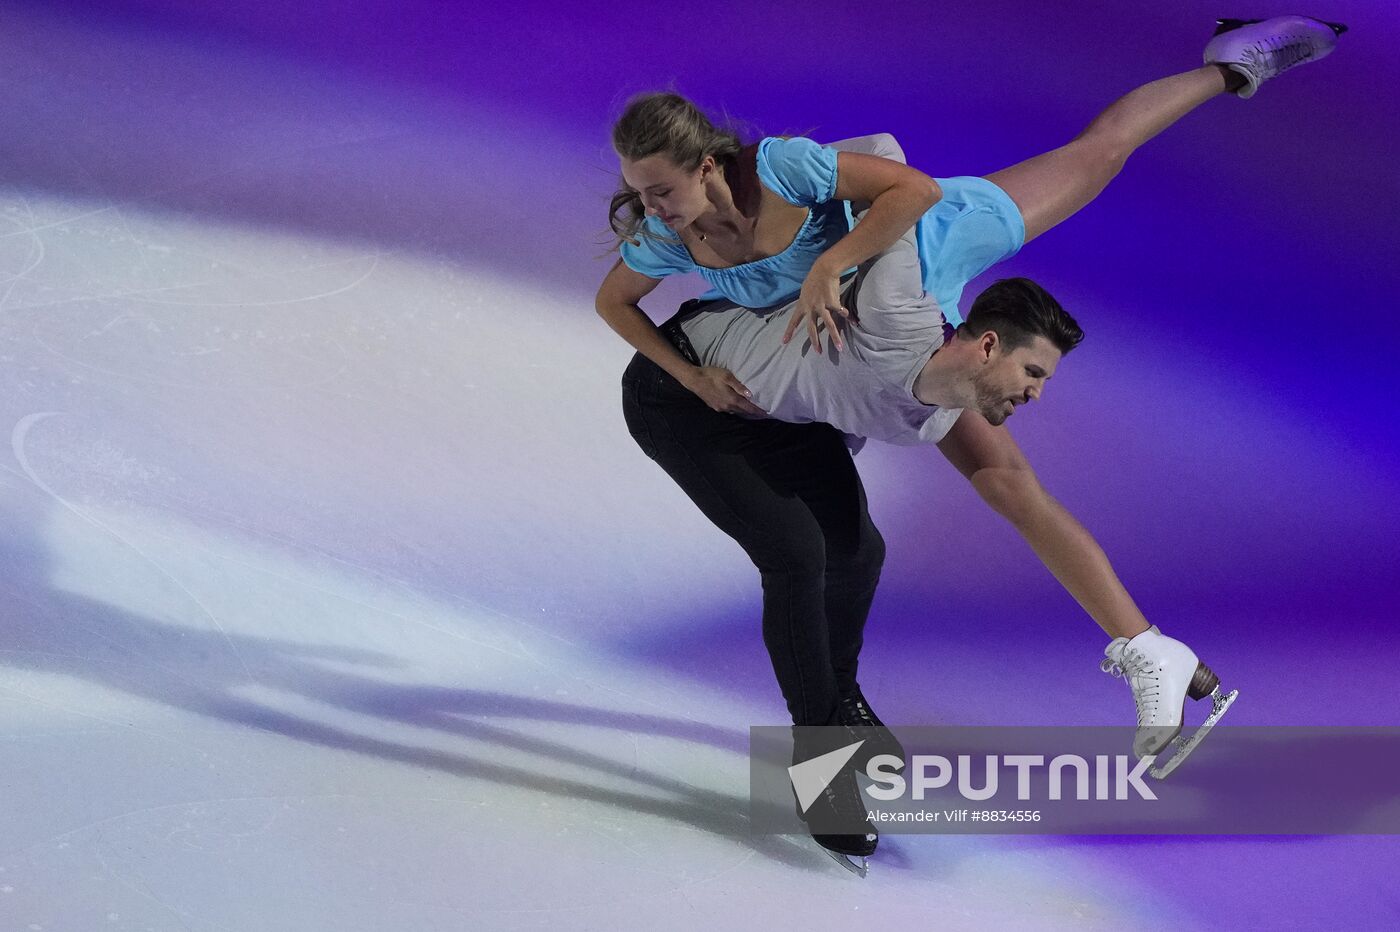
958, 278, 1084, 353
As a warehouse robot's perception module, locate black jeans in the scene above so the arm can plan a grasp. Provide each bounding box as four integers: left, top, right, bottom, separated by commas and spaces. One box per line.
621, 336, 886, 728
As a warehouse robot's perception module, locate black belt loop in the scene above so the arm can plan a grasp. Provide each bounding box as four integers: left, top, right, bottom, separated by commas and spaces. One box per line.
659, 296, 704, 367
661, 320, 701, 366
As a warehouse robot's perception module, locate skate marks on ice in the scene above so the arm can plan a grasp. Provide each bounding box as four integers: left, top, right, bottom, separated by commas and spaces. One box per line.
12, 410, 254, 685
0, 200, 49, 314
1, 199, 376, 397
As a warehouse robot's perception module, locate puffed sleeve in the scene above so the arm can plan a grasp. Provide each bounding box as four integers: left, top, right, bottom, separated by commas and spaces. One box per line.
825, 133, 906, 165
825, 134, 905, 216
618, 217, 695, 279
755, 136, 839, 207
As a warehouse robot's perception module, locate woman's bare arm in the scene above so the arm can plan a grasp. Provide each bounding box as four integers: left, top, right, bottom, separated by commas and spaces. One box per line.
595, 259, 692, 380
785, 151, 940, 350
823, 151, 940, 274
595, 259, 764, 415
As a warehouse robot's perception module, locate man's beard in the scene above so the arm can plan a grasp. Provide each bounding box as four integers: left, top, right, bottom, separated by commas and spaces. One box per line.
972, 369, 1010, 426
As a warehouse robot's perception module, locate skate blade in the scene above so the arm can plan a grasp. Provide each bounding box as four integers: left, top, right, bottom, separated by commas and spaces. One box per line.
820, 847, 870, 878
1149, 686, 1238, 780
1214, 17, 1347, 37
1213, 17, 1261, 37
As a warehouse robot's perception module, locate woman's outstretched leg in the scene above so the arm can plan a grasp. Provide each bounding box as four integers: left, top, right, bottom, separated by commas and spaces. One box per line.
988, 15, 1343, 245
986, 65, 1234, 245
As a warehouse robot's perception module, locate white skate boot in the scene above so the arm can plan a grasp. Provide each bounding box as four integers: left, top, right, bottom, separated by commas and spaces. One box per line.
1204, 16, 1346, 99
1100, 626, 1238, 779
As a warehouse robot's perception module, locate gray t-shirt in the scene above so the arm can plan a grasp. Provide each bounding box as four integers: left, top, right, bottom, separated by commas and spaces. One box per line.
675, 213, 961, 446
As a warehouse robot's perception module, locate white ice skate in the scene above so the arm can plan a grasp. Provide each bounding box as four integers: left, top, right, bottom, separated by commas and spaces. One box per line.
1100, 625, 1237, 779
1204, 16, 1347, 99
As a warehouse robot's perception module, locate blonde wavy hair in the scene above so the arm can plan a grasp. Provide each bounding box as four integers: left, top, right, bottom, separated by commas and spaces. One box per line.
608, 92, 744, 248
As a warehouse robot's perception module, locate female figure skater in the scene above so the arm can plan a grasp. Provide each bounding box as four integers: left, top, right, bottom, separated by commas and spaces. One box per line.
595, 16, 1342, 872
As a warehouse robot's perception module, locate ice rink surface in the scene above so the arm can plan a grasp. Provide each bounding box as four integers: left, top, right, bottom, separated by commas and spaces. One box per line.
1, 3, 1398, 929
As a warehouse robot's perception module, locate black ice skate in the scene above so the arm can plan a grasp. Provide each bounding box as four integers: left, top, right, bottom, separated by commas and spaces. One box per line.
793, 766, 879, 878
789, 727, 879, 877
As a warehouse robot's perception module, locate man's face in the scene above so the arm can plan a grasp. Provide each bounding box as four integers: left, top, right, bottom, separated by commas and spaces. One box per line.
971, 335, 1062, 426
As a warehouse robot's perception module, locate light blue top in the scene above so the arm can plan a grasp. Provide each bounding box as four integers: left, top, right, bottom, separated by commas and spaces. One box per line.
619, 136, 1027, 325
619, 136, 855, 309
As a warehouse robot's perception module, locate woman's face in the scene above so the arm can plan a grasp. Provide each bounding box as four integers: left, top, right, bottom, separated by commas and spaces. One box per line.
619, 154, 712, 230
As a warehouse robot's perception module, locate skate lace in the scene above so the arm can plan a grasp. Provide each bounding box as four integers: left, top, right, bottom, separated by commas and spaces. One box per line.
1243, 34, 1315, 73
1099, 647, 1160, 726
840, 696, 879, 728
